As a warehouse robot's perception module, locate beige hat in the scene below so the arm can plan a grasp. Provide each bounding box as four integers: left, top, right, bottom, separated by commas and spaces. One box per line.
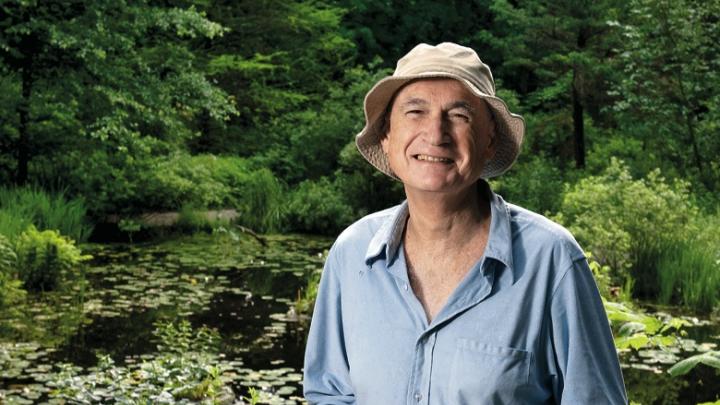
355, 42, 525, 179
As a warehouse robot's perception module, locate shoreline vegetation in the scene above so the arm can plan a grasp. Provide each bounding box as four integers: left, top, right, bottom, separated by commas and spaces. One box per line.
1, 0, 719, 403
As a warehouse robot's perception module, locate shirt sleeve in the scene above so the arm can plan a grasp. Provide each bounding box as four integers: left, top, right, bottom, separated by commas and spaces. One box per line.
549, 257, 628, 404
303, 248, 356, 404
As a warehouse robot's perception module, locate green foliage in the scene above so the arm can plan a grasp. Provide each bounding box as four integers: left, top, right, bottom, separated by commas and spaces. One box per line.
657, 239, 720, 313
332, 141, 405, 218
490, 154, 566, 215
612, 0, 720, 192
295, 267, 322, 317
255, 65, 388, 184
556, 159, 697, 296
197, 0, 355, 160
604, 299, 688, 351
668, 351, 720, 377
243, 387, 261, 405
176, 203, 220, 234
238, 167, 284, 233
50, 320, 229, 403
284, 178, 355, 235
153, 319, 220, 355
14, 226, 91, 292
0, 0, 237, 186
0, 186, 92, 242
118, 218, 142, 244
0, 234, 25, 309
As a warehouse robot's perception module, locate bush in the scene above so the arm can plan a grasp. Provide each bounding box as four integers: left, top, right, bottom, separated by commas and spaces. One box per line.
134, 154, 284, 232
15, 226, 91, 292
0, 186, 92, 242
284, 178, 355, 235
555, 159, 698, 297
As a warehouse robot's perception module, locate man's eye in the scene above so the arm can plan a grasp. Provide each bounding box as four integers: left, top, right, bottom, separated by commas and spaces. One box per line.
406, 110, 424, 116
450, 113, 470, 122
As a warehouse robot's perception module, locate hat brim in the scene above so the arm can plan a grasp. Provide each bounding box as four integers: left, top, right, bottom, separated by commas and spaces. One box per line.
356, 73, 525, 180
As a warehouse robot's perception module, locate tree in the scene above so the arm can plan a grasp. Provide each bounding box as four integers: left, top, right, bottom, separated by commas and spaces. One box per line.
612, 0, 720, 192
488, 0, 627, 168
0, 0, 236, 189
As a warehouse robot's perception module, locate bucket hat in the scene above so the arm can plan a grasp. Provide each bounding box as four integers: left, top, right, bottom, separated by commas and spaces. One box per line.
356, 42, 525, 179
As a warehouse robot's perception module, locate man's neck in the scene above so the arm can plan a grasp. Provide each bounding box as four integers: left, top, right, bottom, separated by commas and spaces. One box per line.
404, 182, 492, 250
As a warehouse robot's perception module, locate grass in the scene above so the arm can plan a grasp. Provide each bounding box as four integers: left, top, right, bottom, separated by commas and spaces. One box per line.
0, 186, 92, 242
657, 240, 720, 313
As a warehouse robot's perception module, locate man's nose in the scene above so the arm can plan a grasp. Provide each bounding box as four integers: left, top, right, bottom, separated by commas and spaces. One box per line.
423, 113, 451, 146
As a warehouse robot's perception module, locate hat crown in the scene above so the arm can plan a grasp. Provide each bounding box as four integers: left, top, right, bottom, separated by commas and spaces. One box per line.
395, 43, 496, 96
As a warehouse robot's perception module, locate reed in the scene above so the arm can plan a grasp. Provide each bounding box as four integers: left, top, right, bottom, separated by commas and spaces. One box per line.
657, 241, 720, 312
0, 186, 92, 242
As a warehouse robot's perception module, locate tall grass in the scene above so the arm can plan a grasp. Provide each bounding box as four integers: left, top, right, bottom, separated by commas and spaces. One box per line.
239, 168, 284, 233
657, 241, 720, 313
0, 186, 92, 242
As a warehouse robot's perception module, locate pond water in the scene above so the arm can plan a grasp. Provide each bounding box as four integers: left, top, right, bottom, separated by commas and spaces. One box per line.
1, 233, 718, 404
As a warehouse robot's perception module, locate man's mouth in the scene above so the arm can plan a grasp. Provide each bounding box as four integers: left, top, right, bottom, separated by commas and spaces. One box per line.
414, 154, 453, 163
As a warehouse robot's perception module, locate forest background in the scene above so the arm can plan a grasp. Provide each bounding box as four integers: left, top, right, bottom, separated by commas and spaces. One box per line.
1, 0, 720, 403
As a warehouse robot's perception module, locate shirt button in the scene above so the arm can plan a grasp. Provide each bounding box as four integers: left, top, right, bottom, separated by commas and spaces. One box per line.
414, 392, 422, 401
403, 283, 409, 291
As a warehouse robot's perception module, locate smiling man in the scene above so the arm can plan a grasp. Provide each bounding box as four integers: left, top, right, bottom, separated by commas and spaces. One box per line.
303, 42, 627, 404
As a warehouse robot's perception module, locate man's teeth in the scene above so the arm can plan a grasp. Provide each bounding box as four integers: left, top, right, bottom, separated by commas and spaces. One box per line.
416, 154, 452, 163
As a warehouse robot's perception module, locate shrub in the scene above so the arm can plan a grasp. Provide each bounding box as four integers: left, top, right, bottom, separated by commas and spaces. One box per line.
0, 186, 92, 242
15, 226, 91, 292
555, 159, 697, 297
284, 178, 355, 235
136, 154, 284, 232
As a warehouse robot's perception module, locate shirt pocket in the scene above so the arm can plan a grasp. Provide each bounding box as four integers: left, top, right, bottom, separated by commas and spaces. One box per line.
448, 338, 532, 403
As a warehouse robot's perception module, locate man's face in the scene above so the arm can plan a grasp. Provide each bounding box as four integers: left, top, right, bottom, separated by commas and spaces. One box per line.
380, 78, 496, 197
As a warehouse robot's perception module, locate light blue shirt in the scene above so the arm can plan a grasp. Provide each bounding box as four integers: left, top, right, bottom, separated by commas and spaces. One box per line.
303, 185, 627, 404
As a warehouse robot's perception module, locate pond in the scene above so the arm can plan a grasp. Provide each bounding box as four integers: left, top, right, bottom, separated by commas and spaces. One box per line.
1, 233, 718, 404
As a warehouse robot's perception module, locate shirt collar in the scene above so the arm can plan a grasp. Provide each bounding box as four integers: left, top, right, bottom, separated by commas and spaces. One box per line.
364, 181, 514, 274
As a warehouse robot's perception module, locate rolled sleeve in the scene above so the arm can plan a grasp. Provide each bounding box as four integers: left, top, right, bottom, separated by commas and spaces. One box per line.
303, 248, 356, 404
549, 258, 628, 404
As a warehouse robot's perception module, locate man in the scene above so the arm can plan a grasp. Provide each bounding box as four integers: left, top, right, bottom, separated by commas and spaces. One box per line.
303, 42, 627, 404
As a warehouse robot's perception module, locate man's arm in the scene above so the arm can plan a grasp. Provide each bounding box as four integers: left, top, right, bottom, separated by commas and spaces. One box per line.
303, 249, 356, 404
549, 258, 628, 404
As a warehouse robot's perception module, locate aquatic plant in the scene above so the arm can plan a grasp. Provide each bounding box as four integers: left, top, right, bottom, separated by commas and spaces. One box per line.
49, 320, 232, 403
243, 387, 260, 405
604, 299, 689, 351
658, 240, 720, 313
118, 218, 142, 244
668, 351, 720, 377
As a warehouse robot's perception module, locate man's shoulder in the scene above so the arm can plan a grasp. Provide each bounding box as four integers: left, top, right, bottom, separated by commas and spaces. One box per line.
505, 202, 584, 260
333, 204, 403, 251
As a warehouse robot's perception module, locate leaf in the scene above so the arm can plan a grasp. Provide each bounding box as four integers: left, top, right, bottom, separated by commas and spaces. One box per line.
668, 351, 720, 377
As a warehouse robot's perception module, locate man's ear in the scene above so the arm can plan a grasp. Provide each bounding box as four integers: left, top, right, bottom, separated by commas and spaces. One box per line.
485, 124, 497, 159
380, 134, 390, 154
